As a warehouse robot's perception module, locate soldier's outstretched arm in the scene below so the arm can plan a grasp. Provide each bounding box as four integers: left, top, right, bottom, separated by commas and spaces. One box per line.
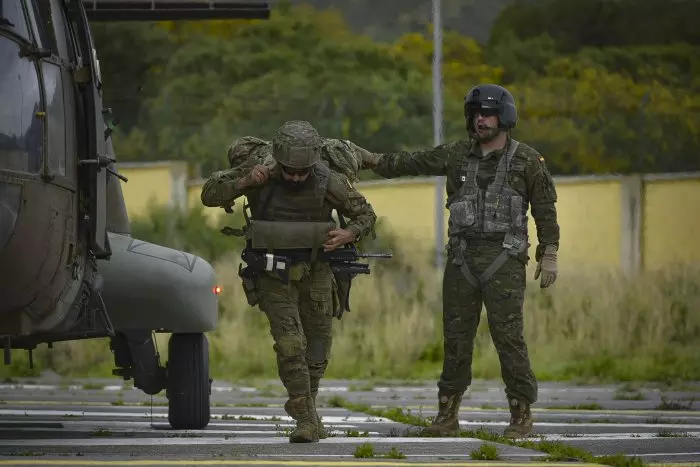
325, 172, 377, 248
200, 164, 268, 207
354, 143, 450, 178
524, 151, 560, 288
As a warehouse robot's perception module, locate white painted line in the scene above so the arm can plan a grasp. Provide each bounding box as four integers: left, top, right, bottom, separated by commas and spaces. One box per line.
372, 387, 433, 393
638, 452, 700, 457
0, 426, 381, 436
533, 432, 700, 441
102, 386, 124, 391
459, 421, 700, 430
0, 420, 366, 430
453, 411, 700, 421
233, 453, 549, 458
0, 436, 485, 446
0, 384, 83, 391
0, 409, 392, 424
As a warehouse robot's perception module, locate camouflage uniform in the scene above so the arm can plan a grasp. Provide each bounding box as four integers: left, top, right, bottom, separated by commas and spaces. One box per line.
364, 85, 560, 438
201, 121, 377, 442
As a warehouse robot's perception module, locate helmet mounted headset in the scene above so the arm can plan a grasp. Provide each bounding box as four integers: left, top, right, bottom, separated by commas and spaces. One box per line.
464, 84, 518, 135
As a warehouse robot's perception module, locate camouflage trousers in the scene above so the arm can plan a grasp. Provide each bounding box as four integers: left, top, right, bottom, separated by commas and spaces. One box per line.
257, 262, 336, 398
440, 236, 538, 404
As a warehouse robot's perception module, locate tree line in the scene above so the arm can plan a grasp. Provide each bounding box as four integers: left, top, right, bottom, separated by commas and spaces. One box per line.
92, 0, 700, 178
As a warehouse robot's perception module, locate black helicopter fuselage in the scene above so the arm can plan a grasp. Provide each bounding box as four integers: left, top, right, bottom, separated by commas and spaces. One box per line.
0, 0, 109, 347
0, 0, 269, 352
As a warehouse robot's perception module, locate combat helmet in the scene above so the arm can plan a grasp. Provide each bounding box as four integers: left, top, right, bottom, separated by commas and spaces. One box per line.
464, 84, 518, 132
272, 120, 323, 170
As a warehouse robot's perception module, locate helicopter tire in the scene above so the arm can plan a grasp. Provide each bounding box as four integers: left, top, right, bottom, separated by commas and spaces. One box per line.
166, 332, 211, 430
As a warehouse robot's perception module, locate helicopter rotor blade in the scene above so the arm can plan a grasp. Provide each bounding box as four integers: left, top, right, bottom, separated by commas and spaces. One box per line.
82, 0, 270, 22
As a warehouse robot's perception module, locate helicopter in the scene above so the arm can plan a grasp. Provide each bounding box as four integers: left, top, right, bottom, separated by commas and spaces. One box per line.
0, 0, 270, 429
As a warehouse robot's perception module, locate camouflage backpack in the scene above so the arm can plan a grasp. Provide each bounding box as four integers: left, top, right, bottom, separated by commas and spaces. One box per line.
226, 135, 363, 183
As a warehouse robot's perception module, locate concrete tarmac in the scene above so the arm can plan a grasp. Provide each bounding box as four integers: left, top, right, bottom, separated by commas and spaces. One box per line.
0, 375, 698, 466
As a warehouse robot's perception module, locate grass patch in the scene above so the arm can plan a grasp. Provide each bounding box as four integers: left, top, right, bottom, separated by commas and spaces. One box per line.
470, 443, 499, 460
330, 397, 648, 467
614, 391, 646, 400
655, 396, 695, 410
353, 442, 374, 458
82, 383, 104, 390
327, 395, 429, 426
656, 429, 690, 437
384, 447, 406, 459
6, 207, 700, 385
549, 403, 604, 410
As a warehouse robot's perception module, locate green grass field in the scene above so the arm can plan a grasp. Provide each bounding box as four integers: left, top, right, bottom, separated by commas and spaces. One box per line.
4, 233, 699, 386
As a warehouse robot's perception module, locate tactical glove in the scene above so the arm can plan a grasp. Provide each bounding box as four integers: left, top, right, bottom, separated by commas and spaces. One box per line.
356, 146, 383, 169
534, 244, 558, 288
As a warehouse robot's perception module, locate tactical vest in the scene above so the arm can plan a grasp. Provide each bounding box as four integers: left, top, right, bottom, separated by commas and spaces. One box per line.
447, 139, 530, 287
243, 162, 336, 251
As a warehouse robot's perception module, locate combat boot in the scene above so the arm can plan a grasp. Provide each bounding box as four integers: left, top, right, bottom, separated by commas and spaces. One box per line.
311, 391, 327, 439
287, 392, 327, 439
421, 390, 463, 436
286, 395, 319, 443
503, 398, 533, 438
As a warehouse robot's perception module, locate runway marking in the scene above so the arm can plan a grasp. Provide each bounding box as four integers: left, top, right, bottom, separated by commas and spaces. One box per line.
3, 432, 698, 447
0, 409, 393, 424
0, 461, 604, 466
2, 381, 699, 465
0, 436, 488, 446
0, 419, 358, 428
531, 432, 700, 441
392, 406, 700, 416
458, 420, 700, 429
6, 416, 698, 431
0, 420, 366, 430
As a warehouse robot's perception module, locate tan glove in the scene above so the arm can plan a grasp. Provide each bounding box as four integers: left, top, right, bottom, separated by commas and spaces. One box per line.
534, 244, 558, 288
355, 145, 383, 169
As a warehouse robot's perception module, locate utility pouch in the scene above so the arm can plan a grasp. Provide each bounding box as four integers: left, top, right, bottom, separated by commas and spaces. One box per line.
238, 263, 259, 307
247, 220, 337, 250
333, 270, 354, 319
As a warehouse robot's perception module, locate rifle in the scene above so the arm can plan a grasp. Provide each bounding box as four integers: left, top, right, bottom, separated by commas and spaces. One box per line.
240, 245, 392, 284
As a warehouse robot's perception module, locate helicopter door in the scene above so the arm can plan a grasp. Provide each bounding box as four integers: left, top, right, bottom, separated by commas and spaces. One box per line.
59, 0, 108, 256
71, 0, 108, 256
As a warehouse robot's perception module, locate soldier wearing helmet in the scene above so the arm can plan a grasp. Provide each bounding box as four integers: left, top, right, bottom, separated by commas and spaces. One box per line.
360, 84, 560, 438
200, 120, 377, 443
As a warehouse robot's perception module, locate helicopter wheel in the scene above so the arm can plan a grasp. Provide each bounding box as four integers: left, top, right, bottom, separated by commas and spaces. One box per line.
166, 332, 211, 430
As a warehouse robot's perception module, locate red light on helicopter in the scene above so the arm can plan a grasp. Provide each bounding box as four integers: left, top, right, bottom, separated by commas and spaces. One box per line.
213, 286, 222, 295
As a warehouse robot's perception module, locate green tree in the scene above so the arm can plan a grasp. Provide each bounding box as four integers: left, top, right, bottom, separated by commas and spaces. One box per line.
491, 0, 700, 52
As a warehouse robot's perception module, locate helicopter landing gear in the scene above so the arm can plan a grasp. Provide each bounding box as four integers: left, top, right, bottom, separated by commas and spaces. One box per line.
165, 332, 211, 430
110, 331, 211, 430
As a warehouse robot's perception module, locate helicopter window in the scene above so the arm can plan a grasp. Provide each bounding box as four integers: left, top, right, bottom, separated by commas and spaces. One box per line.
30, 0, 75, 60
47, 0, 74, 60
1, 0, 31, 40
0, 38, 42, 173
42, 62, 66, 176
28, 0, 54, 52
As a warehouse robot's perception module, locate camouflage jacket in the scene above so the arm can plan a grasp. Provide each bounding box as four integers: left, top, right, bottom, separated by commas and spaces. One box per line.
200, 163, 377, 241
373, 136, 560, 251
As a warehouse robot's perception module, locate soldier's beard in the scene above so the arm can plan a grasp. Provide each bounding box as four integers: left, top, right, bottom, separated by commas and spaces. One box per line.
475, 125, 500, 143
279, 176, 309, 192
